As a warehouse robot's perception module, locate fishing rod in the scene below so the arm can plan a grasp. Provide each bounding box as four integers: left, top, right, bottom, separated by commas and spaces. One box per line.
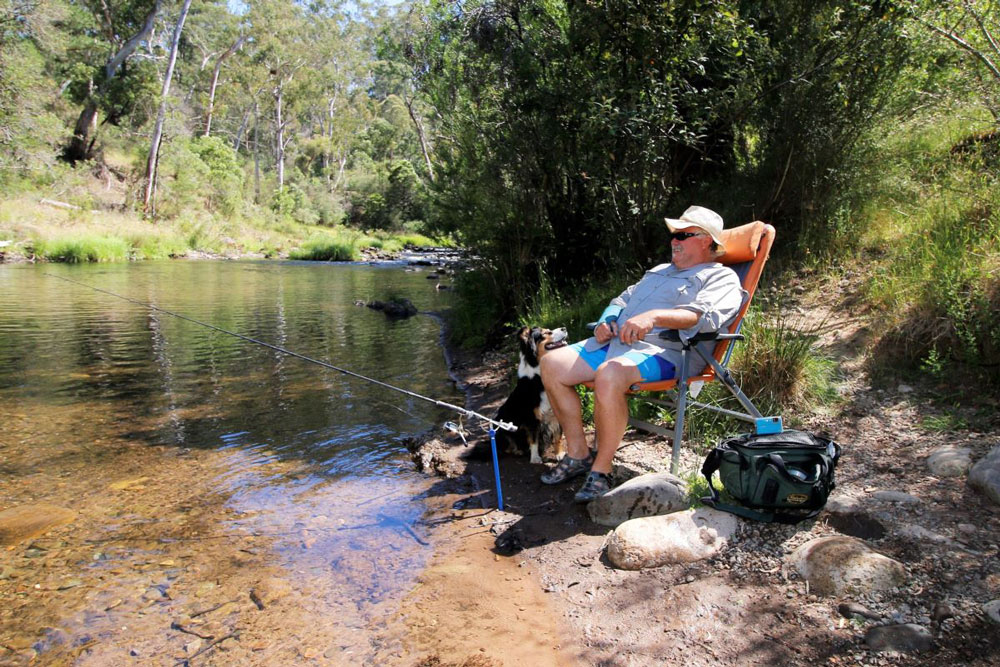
44, 272, 516, 434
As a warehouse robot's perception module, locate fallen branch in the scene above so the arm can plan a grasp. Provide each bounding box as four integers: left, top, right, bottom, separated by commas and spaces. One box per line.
189, 600, 234, 618
171, 621, 215, 640
181, 631, 240, 663
40, 198, 81, 210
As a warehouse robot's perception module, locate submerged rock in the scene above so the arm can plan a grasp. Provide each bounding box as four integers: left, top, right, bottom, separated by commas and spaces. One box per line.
365, 298, 418, 318
0, 504, 77, 546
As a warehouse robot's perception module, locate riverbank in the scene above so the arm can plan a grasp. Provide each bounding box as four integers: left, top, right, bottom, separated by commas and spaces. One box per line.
0, 195, 449, 265
407, 273, 1000, 666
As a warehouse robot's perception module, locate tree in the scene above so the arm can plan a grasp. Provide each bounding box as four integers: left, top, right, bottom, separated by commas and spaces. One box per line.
143, 0, 193, 216
405, 0, 912, 322
61, 0, 162, 164
915, 0, 1000, 123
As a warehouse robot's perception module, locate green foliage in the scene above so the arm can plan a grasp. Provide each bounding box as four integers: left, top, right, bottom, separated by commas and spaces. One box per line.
156, 139, 212, 218
920, 411, 968, 432
184, 136, 244, 217
446, 269, 508, 348
862, 106, 1000, 388
411, 0, 913, 330
34, 235, 131, 263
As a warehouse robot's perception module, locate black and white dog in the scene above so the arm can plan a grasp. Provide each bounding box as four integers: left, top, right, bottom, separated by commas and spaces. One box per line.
495, 326, 568, 464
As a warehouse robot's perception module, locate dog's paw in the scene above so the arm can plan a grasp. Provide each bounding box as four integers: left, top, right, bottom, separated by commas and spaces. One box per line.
530, 454, 543, 464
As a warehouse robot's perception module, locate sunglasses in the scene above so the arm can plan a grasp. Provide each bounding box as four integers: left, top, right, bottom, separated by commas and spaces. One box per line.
670, 232, 706, 241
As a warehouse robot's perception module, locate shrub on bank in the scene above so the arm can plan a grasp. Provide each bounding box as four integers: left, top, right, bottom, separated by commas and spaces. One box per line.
35, 235, 131, 263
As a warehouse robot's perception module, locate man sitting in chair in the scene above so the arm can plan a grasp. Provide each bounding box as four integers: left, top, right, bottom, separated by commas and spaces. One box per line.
539, 206, 747, 503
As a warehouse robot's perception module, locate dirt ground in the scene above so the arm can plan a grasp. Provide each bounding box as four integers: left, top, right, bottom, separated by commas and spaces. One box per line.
402, 276, 1000, 666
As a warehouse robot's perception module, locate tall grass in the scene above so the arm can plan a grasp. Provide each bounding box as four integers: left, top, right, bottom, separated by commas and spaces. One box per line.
34, 235, 131, 263
860, 107, 1000, 388
289, 235, 361, 261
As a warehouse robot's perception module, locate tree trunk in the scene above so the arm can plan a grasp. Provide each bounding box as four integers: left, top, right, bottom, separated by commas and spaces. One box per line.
275, 85, 285, 188
61, 0, 162, 164
404, 95, 435, 183
143, 0, 193, 216
253, 103, 261, 204
203, 35, 247, 137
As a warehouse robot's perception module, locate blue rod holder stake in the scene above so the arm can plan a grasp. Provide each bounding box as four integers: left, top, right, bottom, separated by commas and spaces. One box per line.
489, 427, 504, 511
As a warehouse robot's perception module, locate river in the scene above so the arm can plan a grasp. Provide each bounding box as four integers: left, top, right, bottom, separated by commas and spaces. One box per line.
0, 259, 472, 664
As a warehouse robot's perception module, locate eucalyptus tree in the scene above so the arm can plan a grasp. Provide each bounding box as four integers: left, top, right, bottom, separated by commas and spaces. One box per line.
60, 0, 163, 164
245, 0, 318, 189
179, 0, 247, 137
408, 0, 914, 322
915, 0, 1000, 123
143, 0, 193, 216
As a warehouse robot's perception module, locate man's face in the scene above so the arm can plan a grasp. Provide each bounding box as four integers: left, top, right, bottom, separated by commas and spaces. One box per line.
670, 226, 714, 268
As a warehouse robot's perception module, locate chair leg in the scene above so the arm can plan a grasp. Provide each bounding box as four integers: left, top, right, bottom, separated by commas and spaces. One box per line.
671, 348, 690, 475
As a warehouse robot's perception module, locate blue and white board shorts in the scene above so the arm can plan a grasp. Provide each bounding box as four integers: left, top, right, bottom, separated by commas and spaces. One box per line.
569, 342, 676, 382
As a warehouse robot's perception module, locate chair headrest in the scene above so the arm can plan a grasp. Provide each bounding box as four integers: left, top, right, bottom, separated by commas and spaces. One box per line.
719, 221, 765, 264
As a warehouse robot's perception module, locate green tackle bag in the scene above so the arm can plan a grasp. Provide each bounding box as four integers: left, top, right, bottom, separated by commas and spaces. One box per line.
701, 429, 841, 524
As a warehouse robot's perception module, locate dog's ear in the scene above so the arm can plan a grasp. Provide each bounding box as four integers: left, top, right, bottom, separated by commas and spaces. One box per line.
518, 326, 532, 346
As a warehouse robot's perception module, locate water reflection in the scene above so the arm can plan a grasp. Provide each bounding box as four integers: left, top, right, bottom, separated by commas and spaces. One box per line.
0, 260, 465, 663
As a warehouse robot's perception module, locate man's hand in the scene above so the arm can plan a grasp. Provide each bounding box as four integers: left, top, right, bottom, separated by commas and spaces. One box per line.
619, 312, 658, 345
594, 319, 619, 344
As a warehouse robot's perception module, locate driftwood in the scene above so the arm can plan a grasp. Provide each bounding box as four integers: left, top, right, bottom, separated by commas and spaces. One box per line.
40, 198, 81, 211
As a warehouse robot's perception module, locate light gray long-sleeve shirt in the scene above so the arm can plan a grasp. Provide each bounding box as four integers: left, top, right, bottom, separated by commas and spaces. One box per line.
583, 262, 747, 376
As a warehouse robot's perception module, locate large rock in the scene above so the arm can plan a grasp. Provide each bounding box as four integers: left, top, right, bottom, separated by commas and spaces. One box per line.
984, 600, 1000, 626
0, 504, 77, 546
926, 446, 972, 478
968, 445, 1000, 505
865, 624, 933, 652
790, 536, 906, 596
606, 507, 737, 570
587, 472, 689, 527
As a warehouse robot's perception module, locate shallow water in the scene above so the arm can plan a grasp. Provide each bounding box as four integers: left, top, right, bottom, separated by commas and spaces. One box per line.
0, 260, 468, 663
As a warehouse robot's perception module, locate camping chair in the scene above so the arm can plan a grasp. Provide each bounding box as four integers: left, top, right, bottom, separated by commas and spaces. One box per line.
586, 221, 776, 474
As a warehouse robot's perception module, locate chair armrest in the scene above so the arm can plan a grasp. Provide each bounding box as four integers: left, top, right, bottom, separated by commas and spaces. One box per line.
658, 330, 745, 343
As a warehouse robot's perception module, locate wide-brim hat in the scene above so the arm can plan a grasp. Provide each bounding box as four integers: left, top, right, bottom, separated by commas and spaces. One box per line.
665, 205, 725, 251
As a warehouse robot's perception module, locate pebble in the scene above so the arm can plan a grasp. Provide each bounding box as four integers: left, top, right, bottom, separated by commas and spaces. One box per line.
932, 603, 955, 623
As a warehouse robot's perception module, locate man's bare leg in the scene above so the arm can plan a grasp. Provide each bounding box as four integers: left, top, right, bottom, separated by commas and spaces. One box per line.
539, 346, 595, 460
591, 360, 642, 474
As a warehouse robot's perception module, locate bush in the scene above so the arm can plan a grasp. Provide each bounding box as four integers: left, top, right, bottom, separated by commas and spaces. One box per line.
189, 136, 244, 217
730, 310, 839, 417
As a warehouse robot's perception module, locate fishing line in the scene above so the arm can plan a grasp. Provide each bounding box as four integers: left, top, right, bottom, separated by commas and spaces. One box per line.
44, 272, 515, 433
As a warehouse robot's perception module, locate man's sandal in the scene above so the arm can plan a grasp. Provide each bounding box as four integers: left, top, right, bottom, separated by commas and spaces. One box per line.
539, 452, 594, 485
574, 471, 612, 503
